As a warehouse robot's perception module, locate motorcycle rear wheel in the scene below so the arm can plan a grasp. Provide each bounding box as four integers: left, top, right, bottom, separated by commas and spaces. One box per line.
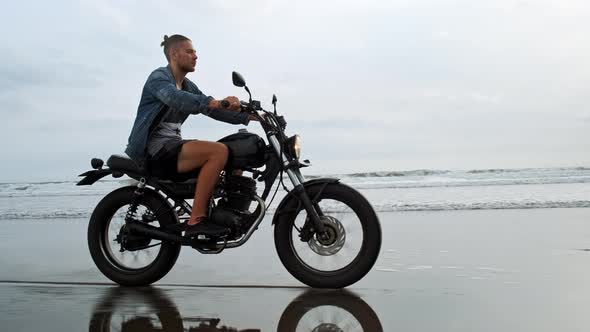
88, 186, 181, 286
274, 182, 381, 288
89, 287, 184, 332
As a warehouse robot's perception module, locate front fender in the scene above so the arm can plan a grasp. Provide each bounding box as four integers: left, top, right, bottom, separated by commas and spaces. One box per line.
271, 178, 340, 225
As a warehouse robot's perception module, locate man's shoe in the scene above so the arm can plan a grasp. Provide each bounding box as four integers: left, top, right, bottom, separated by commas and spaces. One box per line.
185, 219, 229, 237
167, 221, 188, 233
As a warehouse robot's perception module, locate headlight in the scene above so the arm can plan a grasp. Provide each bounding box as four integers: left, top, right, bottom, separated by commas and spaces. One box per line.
286, 135, 301, 159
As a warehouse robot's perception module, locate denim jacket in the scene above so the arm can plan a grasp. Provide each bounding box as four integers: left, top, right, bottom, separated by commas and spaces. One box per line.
125, 65, 250, 161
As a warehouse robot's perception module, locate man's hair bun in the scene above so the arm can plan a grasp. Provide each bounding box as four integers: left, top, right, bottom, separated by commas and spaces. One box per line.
160, 35, 169, 47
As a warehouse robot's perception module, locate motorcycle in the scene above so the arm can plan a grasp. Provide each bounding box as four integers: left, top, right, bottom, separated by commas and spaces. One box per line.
78, 72, 382, 289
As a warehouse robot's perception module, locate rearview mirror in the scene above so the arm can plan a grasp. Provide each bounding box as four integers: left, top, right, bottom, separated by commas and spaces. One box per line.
232, 71, 246, 87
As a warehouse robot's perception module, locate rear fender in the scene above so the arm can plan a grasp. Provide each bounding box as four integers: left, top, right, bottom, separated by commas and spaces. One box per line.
271, 178, 340, 225
77, 169, 113, 185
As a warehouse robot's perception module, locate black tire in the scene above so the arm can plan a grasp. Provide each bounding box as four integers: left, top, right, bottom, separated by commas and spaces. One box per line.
277, 289, 383, 331
88, 287, 184, 332
88, 186, 181, 286
274, 182, 381, 288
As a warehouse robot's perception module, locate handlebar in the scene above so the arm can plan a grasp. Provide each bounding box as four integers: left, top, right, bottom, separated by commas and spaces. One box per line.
220, 99, 285, 129
220, 99, 260, 111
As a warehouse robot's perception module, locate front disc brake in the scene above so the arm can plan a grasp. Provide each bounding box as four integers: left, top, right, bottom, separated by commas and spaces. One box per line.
307, 216, 346, 256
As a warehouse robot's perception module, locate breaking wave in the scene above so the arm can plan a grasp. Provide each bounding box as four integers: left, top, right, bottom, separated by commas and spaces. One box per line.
1, 167, 588, 220
2, 200, 589, 220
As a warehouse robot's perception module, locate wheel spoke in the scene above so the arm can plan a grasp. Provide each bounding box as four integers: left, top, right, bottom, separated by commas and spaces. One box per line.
103, 204, 163, 271
296, 305, 363, 332
290, 197, 364, 272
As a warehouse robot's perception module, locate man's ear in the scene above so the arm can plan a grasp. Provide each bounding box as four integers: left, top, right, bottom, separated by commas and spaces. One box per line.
169, 47, 177, 60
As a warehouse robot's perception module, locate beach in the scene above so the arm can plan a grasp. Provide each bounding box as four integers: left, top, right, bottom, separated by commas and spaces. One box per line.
3, 0, 590, 329
1, 208, 589, 331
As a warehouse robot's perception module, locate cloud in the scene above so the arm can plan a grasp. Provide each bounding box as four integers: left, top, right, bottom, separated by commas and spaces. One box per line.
1, 0, 589, 181
79, 0, 131, 29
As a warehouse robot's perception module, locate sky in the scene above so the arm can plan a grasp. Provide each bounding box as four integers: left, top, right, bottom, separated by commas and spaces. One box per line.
1, 0, 589, 182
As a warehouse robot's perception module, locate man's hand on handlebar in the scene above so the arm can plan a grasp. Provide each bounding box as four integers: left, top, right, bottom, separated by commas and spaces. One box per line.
208, 96, 241, 111
221, 96, 241, 111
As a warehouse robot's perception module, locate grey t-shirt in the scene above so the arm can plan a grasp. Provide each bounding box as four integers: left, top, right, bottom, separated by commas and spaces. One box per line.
146, 107, 188, 159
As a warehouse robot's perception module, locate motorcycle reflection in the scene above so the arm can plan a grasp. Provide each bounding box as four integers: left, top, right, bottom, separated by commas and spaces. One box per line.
88, 287, 383, 332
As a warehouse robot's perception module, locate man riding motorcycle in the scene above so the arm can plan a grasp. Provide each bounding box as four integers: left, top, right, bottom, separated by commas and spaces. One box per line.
81, 34, 381, 289
125, 34, 257, 237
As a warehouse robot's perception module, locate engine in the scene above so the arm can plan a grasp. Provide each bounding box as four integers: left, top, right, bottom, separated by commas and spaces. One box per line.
211, 175, 258, 236
219, 175, 257, 211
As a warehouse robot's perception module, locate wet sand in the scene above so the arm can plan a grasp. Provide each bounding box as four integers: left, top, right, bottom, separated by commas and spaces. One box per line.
1, 208, 590, 331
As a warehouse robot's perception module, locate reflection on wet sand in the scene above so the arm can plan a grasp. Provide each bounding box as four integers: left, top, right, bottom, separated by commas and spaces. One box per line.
88, 287, 383, 332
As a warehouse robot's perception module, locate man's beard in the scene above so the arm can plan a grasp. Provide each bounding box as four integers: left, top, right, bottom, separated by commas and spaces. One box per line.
180, 62, 195, 72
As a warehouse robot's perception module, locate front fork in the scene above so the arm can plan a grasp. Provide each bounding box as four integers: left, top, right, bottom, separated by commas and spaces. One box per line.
269, 135, 326, 235
289, 177, 326, 235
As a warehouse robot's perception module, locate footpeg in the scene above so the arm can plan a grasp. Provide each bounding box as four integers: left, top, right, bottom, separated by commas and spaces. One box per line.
183, 232, 228, 242
183, 234, 229, 245
189, 236, 228, 254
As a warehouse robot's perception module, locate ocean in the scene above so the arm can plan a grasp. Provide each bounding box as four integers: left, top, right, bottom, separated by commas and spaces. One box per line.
1, 167, 589, 221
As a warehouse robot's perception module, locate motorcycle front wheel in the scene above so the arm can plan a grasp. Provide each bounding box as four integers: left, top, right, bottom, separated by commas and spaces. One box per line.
88, 186, 181, 286
277, 289, 383, 331
274, 182, 381, 288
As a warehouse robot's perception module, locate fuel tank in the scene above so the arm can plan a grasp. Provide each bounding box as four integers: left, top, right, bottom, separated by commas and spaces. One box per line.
218, 130, 267, 169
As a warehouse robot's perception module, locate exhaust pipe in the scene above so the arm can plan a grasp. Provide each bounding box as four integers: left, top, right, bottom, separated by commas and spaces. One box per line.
126, 195, 267, 250
127, 221, 185, 243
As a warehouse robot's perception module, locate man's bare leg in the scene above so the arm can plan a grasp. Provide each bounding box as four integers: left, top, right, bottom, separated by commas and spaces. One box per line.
177, 141, 228, 225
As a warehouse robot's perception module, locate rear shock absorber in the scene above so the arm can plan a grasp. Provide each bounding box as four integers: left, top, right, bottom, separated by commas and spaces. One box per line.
125, 178, 146, 223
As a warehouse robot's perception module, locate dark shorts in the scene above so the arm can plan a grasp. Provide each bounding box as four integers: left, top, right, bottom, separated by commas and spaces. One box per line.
148, 139, 194, 177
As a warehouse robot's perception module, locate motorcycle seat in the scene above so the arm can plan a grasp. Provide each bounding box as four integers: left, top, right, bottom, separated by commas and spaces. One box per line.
107, 154, 143, 174
106, 155, 200, 182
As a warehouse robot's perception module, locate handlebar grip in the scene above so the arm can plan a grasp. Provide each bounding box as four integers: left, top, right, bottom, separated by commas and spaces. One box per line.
220, 100, 230, 109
